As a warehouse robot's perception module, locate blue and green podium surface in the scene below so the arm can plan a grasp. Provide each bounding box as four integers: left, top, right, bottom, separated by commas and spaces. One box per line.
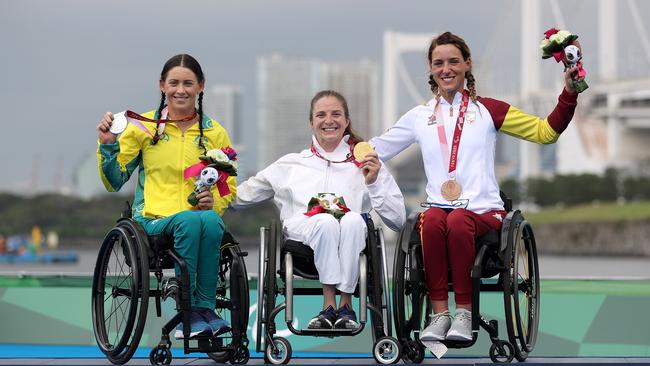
0, 275, 648, 358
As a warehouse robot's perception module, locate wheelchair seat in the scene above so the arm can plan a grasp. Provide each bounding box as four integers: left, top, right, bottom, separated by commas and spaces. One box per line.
257, 218, 401, 364
278, 240, 319, 280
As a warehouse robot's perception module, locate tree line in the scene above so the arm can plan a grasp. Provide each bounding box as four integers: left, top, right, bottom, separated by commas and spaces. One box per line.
0, 193, 278, 242
500, 166, 650, 207
1, 164, 649, 242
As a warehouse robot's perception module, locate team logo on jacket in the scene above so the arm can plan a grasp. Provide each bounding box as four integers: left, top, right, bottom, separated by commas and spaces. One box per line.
466, 111, 476, 124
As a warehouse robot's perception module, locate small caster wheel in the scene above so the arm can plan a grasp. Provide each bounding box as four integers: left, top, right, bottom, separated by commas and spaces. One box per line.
149, 344, 172, 365
264, 337, 292, 364
373, 336, 401, 364
207, 350, 232, 363
230, 345, 250, 364
489, 340, 515, 363
402, 339, 425, 363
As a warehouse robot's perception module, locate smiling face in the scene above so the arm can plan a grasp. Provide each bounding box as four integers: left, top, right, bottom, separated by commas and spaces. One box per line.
159, 66, 204, 118
310, 95, 350, 152
429, 43, 471, 102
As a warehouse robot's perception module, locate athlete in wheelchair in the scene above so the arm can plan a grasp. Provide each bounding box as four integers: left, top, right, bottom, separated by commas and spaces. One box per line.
368, 31, 581, 362
391, 195, 539, 363
93, 54, 249, 365
232, 90, 406, 364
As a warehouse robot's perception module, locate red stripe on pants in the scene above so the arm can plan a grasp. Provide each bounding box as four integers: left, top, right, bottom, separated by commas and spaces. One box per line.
419, 208, 506, 305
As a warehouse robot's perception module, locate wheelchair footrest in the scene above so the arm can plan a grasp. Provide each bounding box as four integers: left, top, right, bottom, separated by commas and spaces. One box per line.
297, 328, 356, 337
182, 336, 230, 354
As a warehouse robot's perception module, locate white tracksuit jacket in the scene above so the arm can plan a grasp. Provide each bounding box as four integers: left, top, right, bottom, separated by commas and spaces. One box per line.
233, 135, 406, 292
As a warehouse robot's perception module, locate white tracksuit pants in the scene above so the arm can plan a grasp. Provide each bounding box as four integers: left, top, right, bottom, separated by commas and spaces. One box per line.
283, 212, 367, 293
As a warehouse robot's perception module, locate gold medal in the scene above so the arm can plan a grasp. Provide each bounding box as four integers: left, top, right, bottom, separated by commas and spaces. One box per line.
441, 179, 462, 201
353, 141, 374, 161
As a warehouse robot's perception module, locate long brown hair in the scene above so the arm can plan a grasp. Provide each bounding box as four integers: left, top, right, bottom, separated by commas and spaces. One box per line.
427, 32, 477, 102
309, 90, 364, 143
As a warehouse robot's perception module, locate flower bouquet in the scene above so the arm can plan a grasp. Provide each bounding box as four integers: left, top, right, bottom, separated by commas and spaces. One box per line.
184, 147, 238, 206
304, 193, 350, 220
540, 28, 588, 93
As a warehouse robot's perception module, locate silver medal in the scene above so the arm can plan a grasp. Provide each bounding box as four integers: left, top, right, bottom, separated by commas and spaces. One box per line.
109, 111, 128, 134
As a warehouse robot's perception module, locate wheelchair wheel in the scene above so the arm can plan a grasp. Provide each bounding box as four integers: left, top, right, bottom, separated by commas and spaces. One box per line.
392, 215, 427, 363
264, 336, 291, 365
92, 220, 150, 364
256, 221, 279, 353
149, 344, 172, 365
207, 243, 250, 363
366, 219, 388, 342
502, 211, 540, 362
373, 336, 401, 364
489, 340, 514, 363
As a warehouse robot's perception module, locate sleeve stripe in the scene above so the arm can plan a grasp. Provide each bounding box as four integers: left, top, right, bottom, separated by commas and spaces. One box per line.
478, 96, 510, 130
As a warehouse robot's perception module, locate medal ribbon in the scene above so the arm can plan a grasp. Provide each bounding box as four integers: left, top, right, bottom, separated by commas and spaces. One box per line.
310, 139, 361, 167
433, 90, 469, 179
124, 108, 198, 137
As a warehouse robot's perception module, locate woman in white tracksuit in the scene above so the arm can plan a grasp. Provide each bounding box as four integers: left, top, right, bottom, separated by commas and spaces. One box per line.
233, 90, 405, 330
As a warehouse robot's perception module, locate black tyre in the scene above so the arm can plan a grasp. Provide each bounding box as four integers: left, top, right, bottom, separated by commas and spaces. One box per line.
207, 242, 250, 363
392, 214, 428, 361
373, 336, 401, 364
264, 336, 291, 365
401, 339, 425, 364
230, 345, 250, 364
149, 344, 172, 365
489, 340, 514, 363
366, 219, 387, 342
502, 211, 540, 362
92, 220, 150, 364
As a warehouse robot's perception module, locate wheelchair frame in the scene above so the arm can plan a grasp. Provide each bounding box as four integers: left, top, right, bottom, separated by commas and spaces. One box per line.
392, 202, 540, 363
256, 217, 402, 364
91, 207, 250, 365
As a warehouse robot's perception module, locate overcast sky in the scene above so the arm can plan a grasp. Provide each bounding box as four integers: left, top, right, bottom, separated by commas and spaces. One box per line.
1, 0, 648, 194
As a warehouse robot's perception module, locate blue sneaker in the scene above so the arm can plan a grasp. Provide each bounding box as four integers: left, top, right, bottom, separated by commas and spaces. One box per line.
307, 305, 337, 329
174, 308, 212, 339
197, 307, 231, 336
334, 304, 359, 329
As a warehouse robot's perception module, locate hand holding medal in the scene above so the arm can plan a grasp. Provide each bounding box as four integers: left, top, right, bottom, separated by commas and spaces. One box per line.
96, 109, 198, 144
354, 142, 380, 185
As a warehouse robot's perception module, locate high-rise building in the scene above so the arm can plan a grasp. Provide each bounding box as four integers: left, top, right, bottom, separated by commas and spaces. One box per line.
257, 54, 321, 168
321, 60, 379, 140
204, 85, 242, 145
203, 85, 257, 179
257, 54, 379, 168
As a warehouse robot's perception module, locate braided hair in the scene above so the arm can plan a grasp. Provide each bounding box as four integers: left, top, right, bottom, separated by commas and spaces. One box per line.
427, 32, 478, 103
154, 54, 207, 154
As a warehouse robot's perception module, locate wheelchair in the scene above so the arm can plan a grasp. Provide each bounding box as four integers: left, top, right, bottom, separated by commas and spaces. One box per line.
392, 195, 540, 363
256, 216, 402, 364
91, 204, 250, 365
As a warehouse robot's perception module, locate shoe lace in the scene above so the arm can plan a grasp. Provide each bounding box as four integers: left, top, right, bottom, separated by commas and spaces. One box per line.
429, 311, 450, 326
455, 310, 471, 323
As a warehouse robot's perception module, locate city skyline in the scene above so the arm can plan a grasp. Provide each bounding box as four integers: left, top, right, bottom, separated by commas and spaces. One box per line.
2, 0, 650, 196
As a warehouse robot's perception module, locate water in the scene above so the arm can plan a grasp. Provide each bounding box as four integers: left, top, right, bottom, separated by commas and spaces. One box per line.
2, 244, 650, 279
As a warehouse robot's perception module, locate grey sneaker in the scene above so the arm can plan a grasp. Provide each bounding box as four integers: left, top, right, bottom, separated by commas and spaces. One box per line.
419, 311, 451, 341
446, 308, 472, 341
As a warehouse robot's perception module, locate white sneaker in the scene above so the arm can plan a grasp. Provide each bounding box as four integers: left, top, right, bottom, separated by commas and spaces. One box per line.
446, 308, 472, 341
419, 311, 451, 341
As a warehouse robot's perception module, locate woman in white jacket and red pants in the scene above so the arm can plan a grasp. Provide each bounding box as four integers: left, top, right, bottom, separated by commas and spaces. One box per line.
233, 90, 406, 330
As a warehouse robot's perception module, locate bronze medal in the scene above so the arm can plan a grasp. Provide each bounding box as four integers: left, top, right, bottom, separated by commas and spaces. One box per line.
441, 179, 462, 201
